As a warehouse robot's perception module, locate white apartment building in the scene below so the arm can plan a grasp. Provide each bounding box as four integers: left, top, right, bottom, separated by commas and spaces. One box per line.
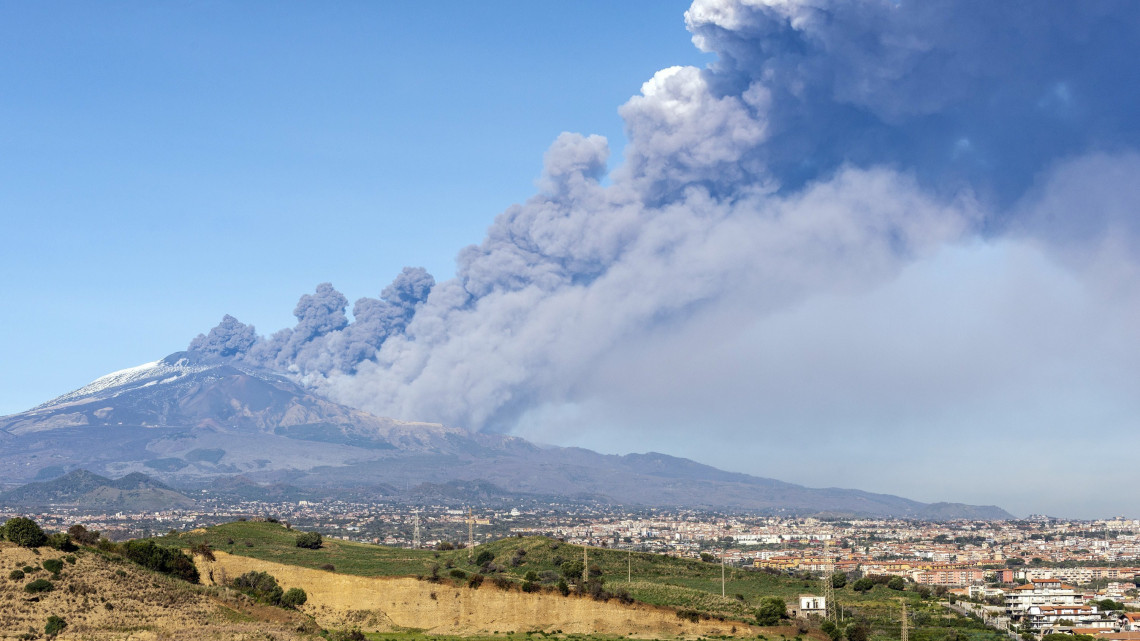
1006, 579, 1083, 621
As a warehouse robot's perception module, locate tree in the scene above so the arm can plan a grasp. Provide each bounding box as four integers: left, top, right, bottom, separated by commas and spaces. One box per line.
232, 571, 284, 605
821, 620, 842, 641
560, 560, 584, 580
755, 596, 788, 626
122, 540, 200, 583
475, 550, 495, 567
4, 517, 46, 548
47, 533, 76, 552
281, 587, 308, 609
852, 577, 875, 593
295, 532, 322, 549
888, 576, 906, 591
846, 622, 870, 641
831, 572, 847, 589
68, 524, 100, 546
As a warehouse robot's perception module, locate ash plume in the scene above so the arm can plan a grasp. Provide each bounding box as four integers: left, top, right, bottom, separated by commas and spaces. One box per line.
189, 0, 1140, 454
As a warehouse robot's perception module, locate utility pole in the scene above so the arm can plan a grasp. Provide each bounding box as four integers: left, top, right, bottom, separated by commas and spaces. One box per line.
821, 539, 838, 624
721, 549, 726, 597
628, 548, 632, 584
901, 600, 909, 641
583, 545, 589, 583
467, 508, 474, 561
412, 511, 421, 549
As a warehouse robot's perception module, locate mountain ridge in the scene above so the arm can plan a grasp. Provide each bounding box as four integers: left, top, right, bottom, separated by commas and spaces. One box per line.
0, 353, 1013, 519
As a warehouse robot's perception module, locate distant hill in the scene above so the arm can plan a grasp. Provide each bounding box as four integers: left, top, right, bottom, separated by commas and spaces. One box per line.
0, 352, 1013, 519
0, 469, 197, 511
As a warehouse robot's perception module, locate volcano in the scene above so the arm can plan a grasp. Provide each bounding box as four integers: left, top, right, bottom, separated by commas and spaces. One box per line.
0, 352, 1012, 519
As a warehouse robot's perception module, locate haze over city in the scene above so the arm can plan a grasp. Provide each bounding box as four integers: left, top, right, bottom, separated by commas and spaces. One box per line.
3, 1, 1140, 519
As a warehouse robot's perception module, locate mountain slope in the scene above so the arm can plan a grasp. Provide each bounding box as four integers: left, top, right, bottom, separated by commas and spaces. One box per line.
0, 469, 198, 510
0, 353, 1012, 519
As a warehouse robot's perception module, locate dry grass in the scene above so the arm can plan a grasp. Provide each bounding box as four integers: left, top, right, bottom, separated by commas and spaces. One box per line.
0, 541, 316, 640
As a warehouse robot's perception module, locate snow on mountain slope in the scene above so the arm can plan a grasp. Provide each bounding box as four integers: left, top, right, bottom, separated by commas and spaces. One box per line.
34, 355, 212, 410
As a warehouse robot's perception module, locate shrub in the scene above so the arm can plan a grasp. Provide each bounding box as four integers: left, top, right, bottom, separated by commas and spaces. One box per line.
557, 579, 569, 596
67, 524, 100, 546
450, 568, 468, 580
64, 555, 76, 565
47, 533, 77, 552
121, 540, 199, 583
474, 550, 495, 567
42, 559, 64, 575
232, 571, 284, 605
25, 578, 54, 593
9, 569, 25, 581
295, 532, 322, 549
281, 587, 308, 609
888, 576, 906, 591
4, 517, 47, 548
755, 596, 788, 626
320, 563, 335, 572
468, 573, 485, 589
23, 565, 35, 574
44, 615, 66, 637
190, 542, 215, 561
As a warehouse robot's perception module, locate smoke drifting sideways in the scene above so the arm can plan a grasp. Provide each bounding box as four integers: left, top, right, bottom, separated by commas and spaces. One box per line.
189, 0, 1140, 445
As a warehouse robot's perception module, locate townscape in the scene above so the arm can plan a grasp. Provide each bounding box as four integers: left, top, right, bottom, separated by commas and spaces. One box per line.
6, 496, 1140, 638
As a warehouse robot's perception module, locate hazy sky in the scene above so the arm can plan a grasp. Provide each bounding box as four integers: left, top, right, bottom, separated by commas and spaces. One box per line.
3, 1, 1139, 519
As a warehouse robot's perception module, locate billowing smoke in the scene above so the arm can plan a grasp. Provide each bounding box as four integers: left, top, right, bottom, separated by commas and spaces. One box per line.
189, 0, 1140, 475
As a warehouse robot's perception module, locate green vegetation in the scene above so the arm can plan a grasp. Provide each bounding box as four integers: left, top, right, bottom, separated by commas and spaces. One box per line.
25, 578, 54, 593
9, 569, 25, 581
3, 516, 47, 548
296, 531, 323, 549
42, 558, 64, 576
156, 520, 1014, 641
44, 615, 67, 637
122, 539, 200, 583
230, 570, 308, 609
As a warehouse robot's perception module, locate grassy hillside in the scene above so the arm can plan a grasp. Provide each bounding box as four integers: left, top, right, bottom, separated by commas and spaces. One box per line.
158, 520, 1012, 641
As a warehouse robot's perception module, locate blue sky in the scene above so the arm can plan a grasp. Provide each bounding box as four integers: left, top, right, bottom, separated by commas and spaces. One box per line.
4, 1, 1140, 518
0, 0, 704, 411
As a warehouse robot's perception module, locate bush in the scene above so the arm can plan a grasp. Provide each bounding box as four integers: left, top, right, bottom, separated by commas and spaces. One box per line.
4, 517, 47, 548
821, 620, 841, 641
450, 568, 468, 580
67, 524, 100, 546
852, 577, 875, 593
121, 540, 199, 583
468, 573, 485, 589
281, 587, 308, 609
25, 578, 54, 593
295, 532, 322, 549
9, 569, 25, 581
47, 533, 77, 552
190, 542, 216, 561
45, 615, 66, 637
42, 559, 64, 575
831, 572, 847, 589
64, 555, 76, 565
846, 622, 870, 641
320, 563, 335, 572
888, 576, 906, 591
233, 570, 284, 603
755, 596, 788, 626
474, 550, 495, 567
